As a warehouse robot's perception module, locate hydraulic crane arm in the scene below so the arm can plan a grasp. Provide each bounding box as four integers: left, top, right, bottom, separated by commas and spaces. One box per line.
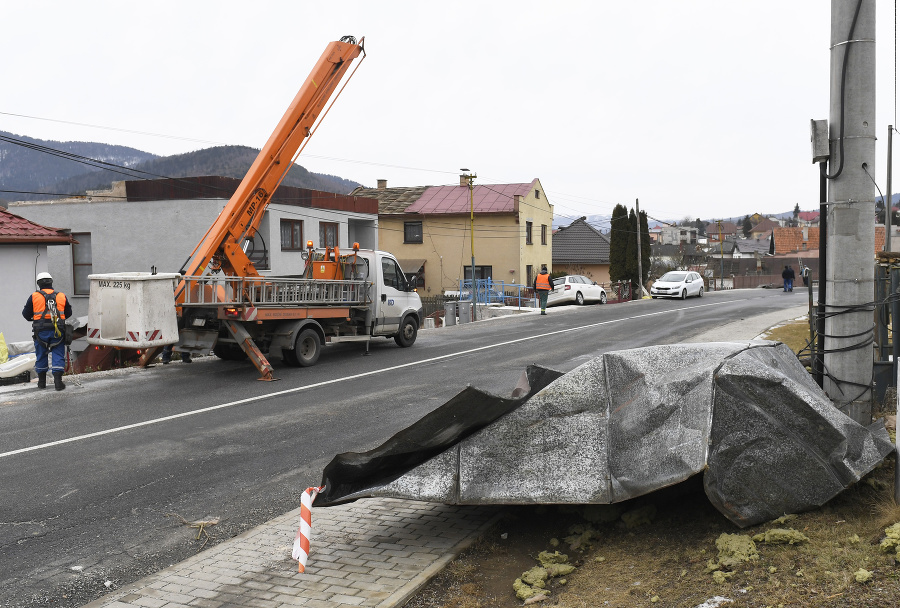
181, 36, 365, 281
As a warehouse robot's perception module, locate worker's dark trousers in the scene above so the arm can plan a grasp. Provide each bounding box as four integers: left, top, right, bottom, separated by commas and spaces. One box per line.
538, 290, 549, 311
34, 328, 65, 374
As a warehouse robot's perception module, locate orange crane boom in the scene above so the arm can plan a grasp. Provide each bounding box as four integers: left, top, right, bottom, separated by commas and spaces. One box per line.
180, 36, 365, 282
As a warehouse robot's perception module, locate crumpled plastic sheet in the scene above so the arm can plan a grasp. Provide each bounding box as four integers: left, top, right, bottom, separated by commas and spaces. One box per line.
316, 341, 895, 527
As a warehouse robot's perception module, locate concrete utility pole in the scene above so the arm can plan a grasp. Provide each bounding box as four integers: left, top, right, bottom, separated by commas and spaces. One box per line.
824, 0, 876, 423
635, 199, 643, 297
461, 169, 477, 320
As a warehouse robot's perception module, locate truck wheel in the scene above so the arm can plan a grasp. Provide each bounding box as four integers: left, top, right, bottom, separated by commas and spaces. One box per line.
394, 316, 418, 347
293, 328, 321, 367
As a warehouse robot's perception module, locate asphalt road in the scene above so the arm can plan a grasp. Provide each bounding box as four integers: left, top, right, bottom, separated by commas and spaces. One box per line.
0, 288, 808, 607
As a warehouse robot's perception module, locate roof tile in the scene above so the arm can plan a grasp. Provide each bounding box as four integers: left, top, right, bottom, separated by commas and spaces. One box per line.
0, 207, 75, 244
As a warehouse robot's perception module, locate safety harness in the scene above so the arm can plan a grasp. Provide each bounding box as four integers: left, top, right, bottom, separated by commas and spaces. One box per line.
33, 290, 65, 348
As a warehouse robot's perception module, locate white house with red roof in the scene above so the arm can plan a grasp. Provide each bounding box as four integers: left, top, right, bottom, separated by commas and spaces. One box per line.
352, 176, 553, 293
0, 207, 76, 342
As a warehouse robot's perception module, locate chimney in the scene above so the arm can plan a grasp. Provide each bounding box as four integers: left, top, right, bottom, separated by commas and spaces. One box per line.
460, 175, 469, 187
802, 226, 808, 241
377, 179, 387, 190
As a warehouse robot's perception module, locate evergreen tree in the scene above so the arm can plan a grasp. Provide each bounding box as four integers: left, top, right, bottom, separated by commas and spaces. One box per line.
694, 218, 706, 236
742, 215, 753, 238
609, 204, 629, 282
625, 209, 640, 298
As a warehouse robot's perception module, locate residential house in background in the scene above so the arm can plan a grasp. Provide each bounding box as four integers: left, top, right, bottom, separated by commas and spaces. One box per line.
353, 176, 553, 294
705, 221, 739, 243
773, 226, 819, 256
748, 218, 780, 240
798, 211, 820, 226
0, 207, 76, 343
551, 217, 611, 284
10, 177, 379, 327
658, 225, 698, 246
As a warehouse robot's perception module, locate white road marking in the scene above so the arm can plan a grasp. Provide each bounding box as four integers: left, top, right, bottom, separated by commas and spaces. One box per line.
0, 298, 766, 459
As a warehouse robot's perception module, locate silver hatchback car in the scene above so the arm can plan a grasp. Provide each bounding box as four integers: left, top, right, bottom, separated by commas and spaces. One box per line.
650, 271, 705, 299
548, 275, 608, 306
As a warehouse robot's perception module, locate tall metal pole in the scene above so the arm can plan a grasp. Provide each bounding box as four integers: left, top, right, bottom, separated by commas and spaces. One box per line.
635, 199, 643, 297
462, 170, 477, 320
824, 0, 876, 423
887, 126, 894, 252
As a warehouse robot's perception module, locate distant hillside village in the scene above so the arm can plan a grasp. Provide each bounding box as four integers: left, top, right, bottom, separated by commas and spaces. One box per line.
645, 209, 897, 290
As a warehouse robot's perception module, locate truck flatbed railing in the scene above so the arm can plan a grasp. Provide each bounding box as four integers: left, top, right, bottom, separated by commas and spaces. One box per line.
179, 275, 371, 308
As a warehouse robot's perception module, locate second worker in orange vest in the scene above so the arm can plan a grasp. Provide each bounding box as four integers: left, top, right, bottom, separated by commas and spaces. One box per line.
533, 265, 553, 315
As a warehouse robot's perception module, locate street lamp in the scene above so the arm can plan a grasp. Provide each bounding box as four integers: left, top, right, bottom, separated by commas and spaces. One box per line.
461, 169, 477, 319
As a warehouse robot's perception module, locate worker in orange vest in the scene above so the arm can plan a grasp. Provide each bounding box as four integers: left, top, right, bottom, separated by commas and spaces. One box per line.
21, 272, 72, 390
533, 265, 553, 315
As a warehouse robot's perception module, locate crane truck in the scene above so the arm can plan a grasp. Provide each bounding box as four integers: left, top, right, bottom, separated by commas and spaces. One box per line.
88, 36, 423, 380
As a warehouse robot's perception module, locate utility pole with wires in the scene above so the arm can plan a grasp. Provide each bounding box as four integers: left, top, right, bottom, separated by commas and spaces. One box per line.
461, 169, 477, 320
821, 0, 876, 424
635, 199, 643, 297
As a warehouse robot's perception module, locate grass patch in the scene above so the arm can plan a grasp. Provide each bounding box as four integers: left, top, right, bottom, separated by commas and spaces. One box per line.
758, 316, 815, 355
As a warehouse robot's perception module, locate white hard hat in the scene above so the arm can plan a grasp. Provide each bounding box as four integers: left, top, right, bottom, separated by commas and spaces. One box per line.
36, 272, 53, 282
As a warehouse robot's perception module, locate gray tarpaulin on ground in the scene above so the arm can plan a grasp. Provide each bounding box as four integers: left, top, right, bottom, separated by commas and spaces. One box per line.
316, 341, 895, 527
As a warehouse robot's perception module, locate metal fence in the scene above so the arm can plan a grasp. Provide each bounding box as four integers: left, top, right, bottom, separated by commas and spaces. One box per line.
457, 279, 535, 307
607, 281, 632, 303
419, 294, 455, 318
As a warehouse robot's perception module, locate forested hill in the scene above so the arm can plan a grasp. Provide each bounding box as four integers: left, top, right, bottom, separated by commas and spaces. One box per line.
0, 133, 361, 205
0, 131, 157, 201
120, 146, 362, 194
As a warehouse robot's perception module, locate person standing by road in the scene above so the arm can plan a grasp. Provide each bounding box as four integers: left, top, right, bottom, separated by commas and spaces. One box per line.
21, 272, 72, 390
781, 265, 795, 292
534, 265, 553, 315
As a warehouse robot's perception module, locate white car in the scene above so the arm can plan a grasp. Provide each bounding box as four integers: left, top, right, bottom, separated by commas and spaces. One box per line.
650, 271, 705, 299
547, 275, 607, 306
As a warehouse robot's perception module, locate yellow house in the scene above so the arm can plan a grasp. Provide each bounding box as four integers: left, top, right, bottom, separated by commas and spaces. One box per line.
352, 176, 553, 294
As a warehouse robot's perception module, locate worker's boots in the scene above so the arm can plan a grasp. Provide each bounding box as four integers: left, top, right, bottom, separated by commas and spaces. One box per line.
37, 372, 47, 389
53, 372, 66, 391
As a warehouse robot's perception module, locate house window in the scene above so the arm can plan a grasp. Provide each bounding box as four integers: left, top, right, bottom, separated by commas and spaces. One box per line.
404, 221, 423, 243
526, 221, 533, 245
280, 219, 304, 250
72, 232, 92, 295
535, 189, 541, 199
526, 264, 534, 286
319, 222, 338, 248
541, 224, 548, 245
463, 265, 493, 281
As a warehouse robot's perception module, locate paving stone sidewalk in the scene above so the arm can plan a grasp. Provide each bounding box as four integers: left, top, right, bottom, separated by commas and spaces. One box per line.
83, 498, 500, 608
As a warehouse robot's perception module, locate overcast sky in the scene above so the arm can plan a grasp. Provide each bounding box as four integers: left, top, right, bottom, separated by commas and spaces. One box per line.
3, 1, 897, 225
